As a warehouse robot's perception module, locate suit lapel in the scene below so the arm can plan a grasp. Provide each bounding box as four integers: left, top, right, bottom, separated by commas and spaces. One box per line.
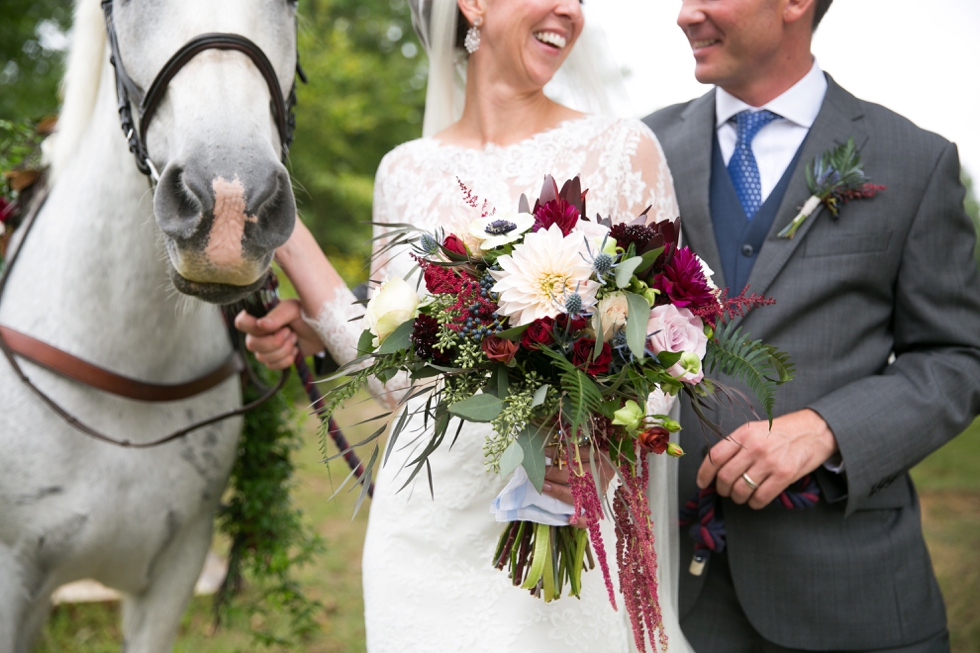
735, 76, 868, 321
673, 91, 725, 288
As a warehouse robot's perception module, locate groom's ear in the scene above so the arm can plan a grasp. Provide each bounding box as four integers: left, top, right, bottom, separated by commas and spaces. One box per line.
782, 0, 820, 35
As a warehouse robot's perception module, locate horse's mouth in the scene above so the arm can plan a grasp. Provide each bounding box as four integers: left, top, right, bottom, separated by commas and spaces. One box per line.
169, 268, 268, 305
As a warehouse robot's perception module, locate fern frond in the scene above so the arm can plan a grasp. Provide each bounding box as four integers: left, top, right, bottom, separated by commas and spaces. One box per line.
703, 321, 795, 422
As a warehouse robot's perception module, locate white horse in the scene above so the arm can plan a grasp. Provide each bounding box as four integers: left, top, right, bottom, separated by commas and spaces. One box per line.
0, 0, 299, 650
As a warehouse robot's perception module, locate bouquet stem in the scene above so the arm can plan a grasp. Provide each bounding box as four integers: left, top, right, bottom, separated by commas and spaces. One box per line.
493, 520, 593, 602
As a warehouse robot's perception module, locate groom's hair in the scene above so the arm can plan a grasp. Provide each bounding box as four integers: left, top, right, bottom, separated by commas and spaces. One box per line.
813, 0, 833, 30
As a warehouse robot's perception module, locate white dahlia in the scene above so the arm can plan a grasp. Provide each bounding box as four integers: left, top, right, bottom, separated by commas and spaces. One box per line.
489, 225, 600, 326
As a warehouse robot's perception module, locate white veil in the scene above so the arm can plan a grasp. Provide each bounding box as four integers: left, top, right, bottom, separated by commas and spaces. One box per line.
407, 3, 692, 651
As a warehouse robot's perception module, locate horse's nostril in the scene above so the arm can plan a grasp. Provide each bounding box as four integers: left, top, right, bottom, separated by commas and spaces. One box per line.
171, 167, 202, 223
154, 163, 209, 242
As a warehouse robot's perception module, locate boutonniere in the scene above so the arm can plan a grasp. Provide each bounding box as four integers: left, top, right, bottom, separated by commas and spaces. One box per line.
778, 137, 886, 239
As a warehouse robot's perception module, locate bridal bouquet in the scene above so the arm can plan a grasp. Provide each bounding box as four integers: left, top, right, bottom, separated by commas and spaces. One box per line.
321, 176, 791, 651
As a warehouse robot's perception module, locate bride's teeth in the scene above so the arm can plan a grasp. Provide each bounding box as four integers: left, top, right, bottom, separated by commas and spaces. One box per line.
693, 39, 719, 49
533, 32, 566, 49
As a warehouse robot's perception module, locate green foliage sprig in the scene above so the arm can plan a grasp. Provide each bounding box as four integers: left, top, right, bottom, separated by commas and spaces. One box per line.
702, 320, 796, 423
214, 360, 325, 648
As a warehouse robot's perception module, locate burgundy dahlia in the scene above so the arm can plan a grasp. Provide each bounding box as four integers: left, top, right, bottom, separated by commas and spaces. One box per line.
533, 197, 579, 236
652, 246, 715, 310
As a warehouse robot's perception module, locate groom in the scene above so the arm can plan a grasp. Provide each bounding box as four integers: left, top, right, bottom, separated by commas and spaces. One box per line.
644, 0, 980, 651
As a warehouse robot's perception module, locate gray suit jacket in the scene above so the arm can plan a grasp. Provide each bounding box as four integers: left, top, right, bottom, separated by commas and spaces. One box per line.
644, 75, 980, 649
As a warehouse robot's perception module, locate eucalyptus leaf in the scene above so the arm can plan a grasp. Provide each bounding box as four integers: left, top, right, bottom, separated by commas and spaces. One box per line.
498, 440, 525, 478
448, 393, 504, 422
517, 425, 547, 492
638, 246, 665, 272
656, 350, 683, 369
497, 324, 530, 341
625, 292, 651, 360
615, 256, 645, 288
356, 329, 375, 355
377, 319, 415, 354
592, 313, 604, 359
531, 384, 550, 408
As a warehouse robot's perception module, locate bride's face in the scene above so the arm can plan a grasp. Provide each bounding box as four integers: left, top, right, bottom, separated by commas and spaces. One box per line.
470, 0, 584, 91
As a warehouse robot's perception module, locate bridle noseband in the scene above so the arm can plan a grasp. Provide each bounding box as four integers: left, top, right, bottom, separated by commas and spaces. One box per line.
101, 0, 307, 180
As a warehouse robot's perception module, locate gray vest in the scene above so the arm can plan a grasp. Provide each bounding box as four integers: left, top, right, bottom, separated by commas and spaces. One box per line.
710, 134, 805, 292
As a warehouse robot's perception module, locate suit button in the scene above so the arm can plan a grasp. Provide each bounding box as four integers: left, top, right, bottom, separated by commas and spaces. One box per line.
741, 244, 754, 257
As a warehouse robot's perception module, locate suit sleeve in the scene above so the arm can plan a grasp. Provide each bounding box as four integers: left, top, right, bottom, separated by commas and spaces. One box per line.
808, 142, 980, 515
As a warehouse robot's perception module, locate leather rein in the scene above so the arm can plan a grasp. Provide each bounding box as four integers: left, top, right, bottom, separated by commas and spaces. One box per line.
0, 0, 306, 448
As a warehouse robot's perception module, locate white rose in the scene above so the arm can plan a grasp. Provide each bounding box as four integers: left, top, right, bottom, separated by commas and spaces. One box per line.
572, 219, 614, 254
364, 276, 420, 346
593, 292, 629, 342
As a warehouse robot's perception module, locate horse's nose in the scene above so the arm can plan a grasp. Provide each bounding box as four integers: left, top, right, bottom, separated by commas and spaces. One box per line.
154, 159, 295, 259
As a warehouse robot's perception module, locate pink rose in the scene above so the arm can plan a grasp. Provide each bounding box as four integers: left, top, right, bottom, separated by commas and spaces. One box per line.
646, 304, 708, 383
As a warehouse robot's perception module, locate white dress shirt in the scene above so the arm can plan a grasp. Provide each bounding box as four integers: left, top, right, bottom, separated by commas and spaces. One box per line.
716, 60, 828, 203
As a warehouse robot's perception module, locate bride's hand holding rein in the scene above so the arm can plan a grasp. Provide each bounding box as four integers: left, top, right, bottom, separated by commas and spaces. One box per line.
235, 219, 348, 368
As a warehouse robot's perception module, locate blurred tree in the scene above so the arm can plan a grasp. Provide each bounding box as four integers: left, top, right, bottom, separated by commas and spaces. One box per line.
290, 0, 426, 283
0, 0, 425, 284
0, 0, 72, 121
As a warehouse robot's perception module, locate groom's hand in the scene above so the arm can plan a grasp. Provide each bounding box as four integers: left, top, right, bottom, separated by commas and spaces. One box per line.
696, 409, 839, 510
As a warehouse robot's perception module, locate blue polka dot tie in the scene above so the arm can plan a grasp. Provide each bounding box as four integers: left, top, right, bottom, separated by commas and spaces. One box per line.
727, 110, 780, 219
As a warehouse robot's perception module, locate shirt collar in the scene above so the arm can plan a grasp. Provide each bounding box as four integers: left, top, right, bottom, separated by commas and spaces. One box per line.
715, 59, 828, 129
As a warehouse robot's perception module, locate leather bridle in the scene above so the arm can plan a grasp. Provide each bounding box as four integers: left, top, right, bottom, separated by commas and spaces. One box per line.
101, 0, 306, 179
0, 0, 308, 447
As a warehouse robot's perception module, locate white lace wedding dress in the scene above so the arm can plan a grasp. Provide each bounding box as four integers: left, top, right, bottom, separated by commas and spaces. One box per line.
305, 115, 687, 652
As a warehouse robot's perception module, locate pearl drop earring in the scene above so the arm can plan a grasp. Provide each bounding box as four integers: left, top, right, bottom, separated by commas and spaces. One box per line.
464, 17, 483, 54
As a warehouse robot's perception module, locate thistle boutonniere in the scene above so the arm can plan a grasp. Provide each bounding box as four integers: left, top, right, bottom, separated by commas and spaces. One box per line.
778, 137, 886, 239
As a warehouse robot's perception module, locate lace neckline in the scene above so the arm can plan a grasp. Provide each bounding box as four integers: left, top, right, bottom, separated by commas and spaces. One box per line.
425, 115, 602, 153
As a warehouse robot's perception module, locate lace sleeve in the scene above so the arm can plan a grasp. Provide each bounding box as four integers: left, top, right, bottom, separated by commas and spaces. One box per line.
302, 153, 409, 408
616, 121, 680, 226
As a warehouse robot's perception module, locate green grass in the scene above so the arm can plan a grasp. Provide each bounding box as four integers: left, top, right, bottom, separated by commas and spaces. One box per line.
33, 414, 980, 652
913, 419, 980, 653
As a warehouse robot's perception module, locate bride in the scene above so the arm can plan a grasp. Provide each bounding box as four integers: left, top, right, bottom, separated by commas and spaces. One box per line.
238, 0, 692, 650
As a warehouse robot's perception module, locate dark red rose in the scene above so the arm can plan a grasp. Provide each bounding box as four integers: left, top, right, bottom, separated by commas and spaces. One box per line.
423, 264, 462, 294
482, 335, 519, 364
652, 246, 716, 310
555, 313, 589, 333
442, 233, 468, 257
412, 314, 454, 364
520, 317, 555, 349
638, 426, 670, 454
570, 338, 612, 375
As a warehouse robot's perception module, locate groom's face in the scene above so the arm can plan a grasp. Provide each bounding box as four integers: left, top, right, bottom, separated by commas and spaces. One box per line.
677, 0, 786, 90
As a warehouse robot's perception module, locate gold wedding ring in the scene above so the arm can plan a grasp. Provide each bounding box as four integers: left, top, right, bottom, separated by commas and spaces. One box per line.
741, 472, 760, 491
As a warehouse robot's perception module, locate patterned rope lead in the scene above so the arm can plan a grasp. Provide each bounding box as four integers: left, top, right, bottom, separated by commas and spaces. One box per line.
236, 274, 375, 498
679, 474, 819, 576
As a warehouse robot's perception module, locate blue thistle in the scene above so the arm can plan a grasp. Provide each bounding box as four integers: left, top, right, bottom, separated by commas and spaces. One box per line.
564, 293, 583, 315
593, 252, 614, 275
